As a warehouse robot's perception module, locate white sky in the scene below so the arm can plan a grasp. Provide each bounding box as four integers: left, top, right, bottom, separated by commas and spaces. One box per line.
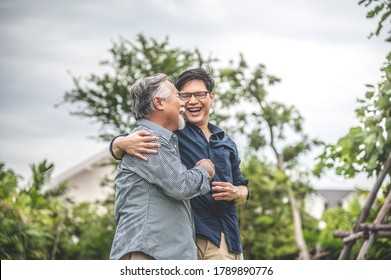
0, 0, 388, 188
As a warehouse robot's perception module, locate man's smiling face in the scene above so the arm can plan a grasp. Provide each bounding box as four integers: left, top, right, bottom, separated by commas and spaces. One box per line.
179, 80, 214, 127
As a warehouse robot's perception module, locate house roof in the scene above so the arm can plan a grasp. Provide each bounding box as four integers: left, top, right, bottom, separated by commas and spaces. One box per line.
316, 188, 354, 208
50, 148, 112, 186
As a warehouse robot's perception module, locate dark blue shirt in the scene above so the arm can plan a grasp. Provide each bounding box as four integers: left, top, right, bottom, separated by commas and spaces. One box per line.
175, 121, 249, 254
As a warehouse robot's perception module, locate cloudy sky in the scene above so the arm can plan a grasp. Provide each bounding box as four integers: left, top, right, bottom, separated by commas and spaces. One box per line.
0, 0, 388, 188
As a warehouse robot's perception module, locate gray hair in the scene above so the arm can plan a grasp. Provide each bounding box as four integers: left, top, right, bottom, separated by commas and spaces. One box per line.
131, 73, 171, 120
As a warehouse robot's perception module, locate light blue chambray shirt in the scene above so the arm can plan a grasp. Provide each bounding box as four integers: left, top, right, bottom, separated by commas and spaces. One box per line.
110, 119, 211, 260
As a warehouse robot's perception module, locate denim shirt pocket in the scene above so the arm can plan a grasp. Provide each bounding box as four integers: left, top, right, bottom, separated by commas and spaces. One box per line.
210, 145, 233, 183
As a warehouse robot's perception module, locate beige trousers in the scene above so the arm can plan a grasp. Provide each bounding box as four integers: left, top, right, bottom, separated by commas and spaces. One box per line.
196, 232, 244, 260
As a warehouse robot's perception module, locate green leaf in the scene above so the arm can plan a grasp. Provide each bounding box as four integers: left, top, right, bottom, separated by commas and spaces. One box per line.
367, 149, 380, 170
376, 93, 390, 110
365, 91, 374, 99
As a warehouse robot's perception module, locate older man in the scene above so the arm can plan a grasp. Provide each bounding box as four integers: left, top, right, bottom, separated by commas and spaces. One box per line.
109, 73, 215, 260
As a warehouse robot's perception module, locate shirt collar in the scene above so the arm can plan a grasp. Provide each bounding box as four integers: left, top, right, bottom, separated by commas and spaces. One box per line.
185, 120, 225, 140
137, 118, 174, 142
208, 123, 225, 139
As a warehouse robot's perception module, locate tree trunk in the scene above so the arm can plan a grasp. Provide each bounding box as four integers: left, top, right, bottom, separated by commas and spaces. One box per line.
288, 187, 311, 260
268, 123, 311, 260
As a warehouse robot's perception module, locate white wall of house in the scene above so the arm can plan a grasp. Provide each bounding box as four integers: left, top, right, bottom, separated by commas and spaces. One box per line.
49, 149, 117, 203
306, 188, 356, 220
306, 194, 327, 220
64, 163, 115, 202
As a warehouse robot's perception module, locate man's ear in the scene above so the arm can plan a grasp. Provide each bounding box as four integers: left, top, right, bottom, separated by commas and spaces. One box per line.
153, 97, 165, 111
209, 91, 215, 105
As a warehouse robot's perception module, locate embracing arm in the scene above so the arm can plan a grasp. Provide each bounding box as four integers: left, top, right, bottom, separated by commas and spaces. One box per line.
110, 131, 161, 161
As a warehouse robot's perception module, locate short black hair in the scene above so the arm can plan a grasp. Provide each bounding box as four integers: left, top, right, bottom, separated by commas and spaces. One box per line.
175, 68, 215, 92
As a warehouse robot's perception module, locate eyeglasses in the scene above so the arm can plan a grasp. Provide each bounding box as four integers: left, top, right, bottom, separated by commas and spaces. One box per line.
177, 91, 209, 101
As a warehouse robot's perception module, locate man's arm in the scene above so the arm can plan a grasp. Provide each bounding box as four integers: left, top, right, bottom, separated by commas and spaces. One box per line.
110, 131, 161, 161
120, 138, 214, 201
235, 186, 249, 205
211, 139, 249, 204
211, 183, 248, 205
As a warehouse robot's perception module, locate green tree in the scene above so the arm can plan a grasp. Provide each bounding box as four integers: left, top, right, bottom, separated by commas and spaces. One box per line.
239, 156, 319, 259
314, 0, 391, 259
0, 161, 67, 259
314, 1, 390, 178
0, 161, 115, 260
359, 0, 391, 41
318, 186, 391, 259
313, 61, 391, 178
53, 199, 115, 260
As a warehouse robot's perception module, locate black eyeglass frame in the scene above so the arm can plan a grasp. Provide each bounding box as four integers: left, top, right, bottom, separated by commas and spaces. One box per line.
177, 90, 210, 101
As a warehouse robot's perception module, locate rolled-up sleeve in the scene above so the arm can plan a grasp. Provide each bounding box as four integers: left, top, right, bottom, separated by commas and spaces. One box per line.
109, 133, 129, 160
229, 141, 249, 200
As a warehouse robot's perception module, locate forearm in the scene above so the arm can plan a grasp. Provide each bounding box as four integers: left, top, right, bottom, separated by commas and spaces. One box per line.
172, 166, 211, 199
122, 145, 211, 200
234, 185, 248, 205
211, 182, 248, 203
112, 137, 126, 159
109, 135, 128, 160
145, 165, 210, 200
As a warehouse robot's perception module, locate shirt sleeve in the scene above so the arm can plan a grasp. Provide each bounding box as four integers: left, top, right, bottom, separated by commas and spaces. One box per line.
109, 133, 129, 160
229, 139, 250, 199
120, 137, 211, 201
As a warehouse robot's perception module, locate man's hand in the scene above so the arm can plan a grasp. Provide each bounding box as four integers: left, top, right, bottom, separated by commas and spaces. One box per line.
113, 130, 161, 161
211, 182, 248, 205
195, 159, 215, 180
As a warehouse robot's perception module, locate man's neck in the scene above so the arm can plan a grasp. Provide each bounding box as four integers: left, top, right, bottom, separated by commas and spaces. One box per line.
195, 122, 211, 140
147, 114, 176, 132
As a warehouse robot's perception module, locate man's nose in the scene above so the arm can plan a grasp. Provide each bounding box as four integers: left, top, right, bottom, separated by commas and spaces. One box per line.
188, 94, 199, 103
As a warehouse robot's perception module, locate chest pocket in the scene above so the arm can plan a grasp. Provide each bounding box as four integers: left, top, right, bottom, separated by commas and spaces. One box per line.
211, 147, 233, 182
